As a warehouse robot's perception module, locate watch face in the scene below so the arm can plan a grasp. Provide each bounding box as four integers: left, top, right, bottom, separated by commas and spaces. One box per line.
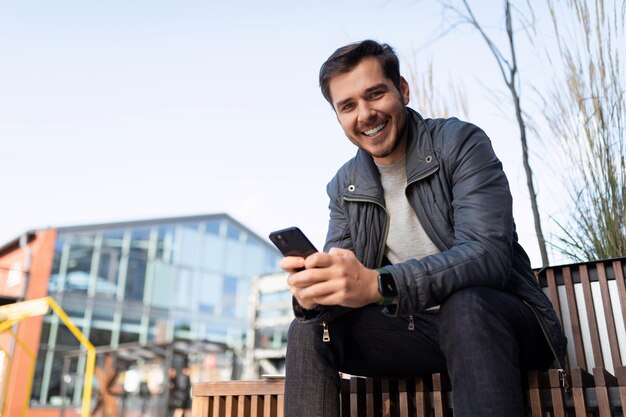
378, 271, 397, 296
380, 278, 395, 294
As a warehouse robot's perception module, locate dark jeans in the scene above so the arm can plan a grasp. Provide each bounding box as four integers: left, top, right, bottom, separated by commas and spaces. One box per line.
284, 287, 554, 417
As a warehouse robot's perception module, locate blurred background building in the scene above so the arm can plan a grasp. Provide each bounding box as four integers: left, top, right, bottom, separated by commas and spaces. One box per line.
243, 272, 291, 379
0, 213, 282, 417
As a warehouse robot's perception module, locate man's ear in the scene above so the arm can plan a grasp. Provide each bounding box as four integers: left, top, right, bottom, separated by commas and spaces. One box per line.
400, 77, 410, 105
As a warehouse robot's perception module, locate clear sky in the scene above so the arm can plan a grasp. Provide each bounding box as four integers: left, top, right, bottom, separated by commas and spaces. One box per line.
0, 0, 569, 267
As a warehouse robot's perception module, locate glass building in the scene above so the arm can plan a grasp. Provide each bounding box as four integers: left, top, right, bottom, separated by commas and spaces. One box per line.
244, 272, 292, 378
29, 213, 281, 407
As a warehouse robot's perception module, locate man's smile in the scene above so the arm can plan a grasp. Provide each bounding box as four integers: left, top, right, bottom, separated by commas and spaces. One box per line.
362, 121, 388, 137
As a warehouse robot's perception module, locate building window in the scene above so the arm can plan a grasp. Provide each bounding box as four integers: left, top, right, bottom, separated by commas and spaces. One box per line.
221, 276, 237, 318
64, 242, 94, 294
125, 247, 147, 301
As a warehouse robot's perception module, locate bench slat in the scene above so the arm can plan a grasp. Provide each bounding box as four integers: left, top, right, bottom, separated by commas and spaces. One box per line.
237, 395, 250, 417
593, 367, 617, 417
433, 372, 450, 417
570, 367, 593, 417
597, 262, 622, 369
397, 380, 410, 417
192, 396, 210, 417
613, 260, 626, 363
527, 370, 546, 417
564, 266, 588, 370
250, 395, 262, 417
616, 366, 626, 416
548, 369, 567, 417
194, 380, 286, 396
580, 264, 604, 368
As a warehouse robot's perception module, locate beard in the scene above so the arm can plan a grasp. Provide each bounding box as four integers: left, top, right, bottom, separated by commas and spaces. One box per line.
350, 114, 408, 161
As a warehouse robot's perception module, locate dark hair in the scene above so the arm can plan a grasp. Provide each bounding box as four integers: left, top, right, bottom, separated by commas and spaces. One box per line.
319, 40, 401, 105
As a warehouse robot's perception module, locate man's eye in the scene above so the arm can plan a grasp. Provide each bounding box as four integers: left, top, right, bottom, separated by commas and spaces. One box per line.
369, 91, 383, 100
342, 103, 355, 111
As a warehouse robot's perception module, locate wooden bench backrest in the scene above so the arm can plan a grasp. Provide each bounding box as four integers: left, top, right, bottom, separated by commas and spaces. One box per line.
536, 258, 626, 373
192, 380, 285, 417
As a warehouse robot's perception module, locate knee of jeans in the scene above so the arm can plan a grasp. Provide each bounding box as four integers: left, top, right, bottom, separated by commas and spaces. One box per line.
287, 319, 320, 345
439, 288, 502, 335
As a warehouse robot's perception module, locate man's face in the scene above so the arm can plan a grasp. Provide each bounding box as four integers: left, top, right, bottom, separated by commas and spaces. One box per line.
328, 56, 410, 165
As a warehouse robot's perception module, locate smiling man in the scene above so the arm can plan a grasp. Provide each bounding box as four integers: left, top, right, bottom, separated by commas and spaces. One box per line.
279, 40, 567, 417
330, 56, 409, 164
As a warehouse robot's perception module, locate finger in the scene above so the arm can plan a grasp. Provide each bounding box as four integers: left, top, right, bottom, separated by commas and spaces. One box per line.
303, 252, 334, 269
293, 294, 318, 310
288, 268, 329, 288
279, 256, 305, 272
291, 286, 324, 309
295, 280, 340, 306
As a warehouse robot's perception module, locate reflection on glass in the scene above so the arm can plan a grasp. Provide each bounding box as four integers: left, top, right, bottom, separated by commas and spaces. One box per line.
97, 247, 121, 298
203, 234, 223, 270
198, 272, 220, 314
174, 268, 193, 310
130, 228, 151, 247
156, 226, 175, 261
205, 220, 221, 235
55, 323, 82, 350
126, 248, 147, 301
179, 226, 202, 268
224, 240, 244, 276
49, 239, 65, 292
226, 223, 241, 241
120, 315, 141, 344
174, 320, 191, 339
150, 261, 175, 308
222, 276, 237, 318
90, 328, 112, 347
64, 244, 94, 294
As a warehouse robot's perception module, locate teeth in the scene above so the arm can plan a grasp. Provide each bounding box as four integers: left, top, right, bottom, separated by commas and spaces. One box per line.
363, 122, 386, 136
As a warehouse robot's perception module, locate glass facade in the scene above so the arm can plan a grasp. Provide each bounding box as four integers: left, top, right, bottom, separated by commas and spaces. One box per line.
244, 272, 293, 378
32, 214, 280, 406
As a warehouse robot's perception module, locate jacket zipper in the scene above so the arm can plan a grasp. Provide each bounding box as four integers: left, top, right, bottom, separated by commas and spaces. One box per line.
522, 300, 570, 392
322, 322, 330, 342
342, 195, 390, 267
407, 315, 415, 330
343, 163, 439, 265
405, 166, 448, 252
321, 197, 389, 345
343, 196, 417, 333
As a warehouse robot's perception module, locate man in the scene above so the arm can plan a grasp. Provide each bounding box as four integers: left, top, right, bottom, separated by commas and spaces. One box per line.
279, 40, 567, 417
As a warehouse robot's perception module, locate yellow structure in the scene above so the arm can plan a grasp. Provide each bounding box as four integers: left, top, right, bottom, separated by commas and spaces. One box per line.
0, 297, 95, 417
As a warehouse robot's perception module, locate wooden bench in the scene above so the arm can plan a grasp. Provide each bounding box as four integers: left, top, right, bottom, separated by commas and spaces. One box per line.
192, 258, 626, 416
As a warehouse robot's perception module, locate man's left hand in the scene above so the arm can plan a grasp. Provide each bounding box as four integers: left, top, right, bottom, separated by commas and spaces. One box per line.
287, 247, 381, 308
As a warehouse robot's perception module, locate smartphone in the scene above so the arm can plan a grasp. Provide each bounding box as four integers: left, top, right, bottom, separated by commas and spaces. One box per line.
269, 227, 318, 258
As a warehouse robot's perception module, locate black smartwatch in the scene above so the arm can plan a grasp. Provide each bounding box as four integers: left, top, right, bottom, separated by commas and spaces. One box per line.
376, 267, 398, 305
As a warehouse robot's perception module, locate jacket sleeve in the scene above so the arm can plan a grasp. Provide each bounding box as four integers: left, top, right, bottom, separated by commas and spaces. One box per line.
388, 120, 516, 313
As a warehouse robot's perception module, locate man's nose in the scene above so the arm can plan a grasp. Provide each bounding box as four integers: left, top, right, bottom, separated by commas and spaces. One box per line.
357, 101, 376, 123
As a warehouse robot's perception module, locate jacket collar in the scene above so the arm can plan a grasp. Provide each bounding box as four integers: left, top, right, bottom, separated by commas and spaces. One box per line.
344, 108, 439, 202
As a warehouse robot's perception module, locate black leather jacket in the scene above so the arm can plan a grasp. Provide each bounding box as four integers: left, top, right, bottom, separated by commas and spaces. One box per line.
296, 108, 566, 367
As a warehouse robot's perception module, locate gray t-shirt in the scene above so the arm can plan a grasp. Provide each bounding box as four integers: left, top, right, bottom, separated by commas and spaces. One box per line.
376, 156, 440, 264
